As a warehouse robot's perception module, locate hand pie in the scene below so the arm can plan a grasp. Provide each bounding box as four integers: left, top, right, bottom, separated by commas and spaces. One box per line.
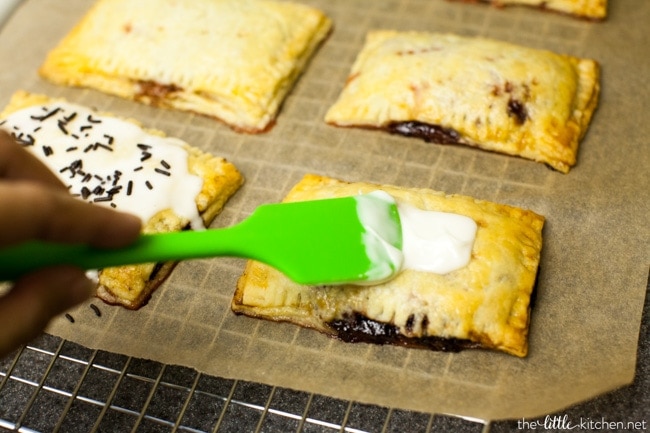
0, 91, 244, 309
232, 174, 545, 357
39, 0, 332, 133
325, 31, 600, 173
450, 0, 607, 20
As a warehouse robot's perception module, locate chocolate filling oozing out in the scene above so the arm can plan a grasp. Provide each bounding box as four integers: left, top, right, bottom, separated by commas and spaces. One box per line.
328, 312, 483, 352
326, 270, 540, 352
136, 80, 182, 102
386, 121, 463, 145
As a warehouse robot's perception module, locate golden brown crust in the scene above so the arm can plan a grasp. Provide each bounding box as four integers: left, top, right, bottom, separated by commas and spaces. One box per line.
38, 0, 332, 133
232, 174, 544, 357
325, 31, 600, 173
1, 90, 244, 309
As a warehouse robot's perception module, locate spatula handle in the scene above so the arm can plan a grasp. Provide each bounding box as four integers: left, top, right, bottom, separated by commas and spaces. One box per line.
0, 228, 246, 282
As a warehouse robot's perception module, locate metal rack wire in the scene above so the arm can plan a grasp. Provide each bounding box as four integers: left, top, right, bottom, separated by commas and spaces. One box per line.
0, 334, 488, 433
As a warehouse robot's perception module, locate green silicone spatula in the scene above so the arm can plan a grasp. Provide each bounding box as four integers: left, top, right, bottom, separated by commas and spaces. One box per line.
0, 192, 404, 285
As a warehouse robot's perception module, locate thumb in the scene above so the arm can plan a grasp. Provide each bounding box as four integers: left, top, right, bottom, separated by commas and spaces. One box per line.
0, 266, 94, 357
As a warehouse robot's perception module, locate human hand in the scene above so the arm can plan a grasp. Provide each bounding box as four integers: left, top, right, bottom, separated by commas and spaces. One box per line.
0, 131, 141, 358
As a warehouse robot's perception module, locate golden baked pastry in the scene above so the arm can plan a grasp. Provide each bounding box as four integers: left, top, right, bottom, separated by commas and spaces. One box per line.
450, 0, 607, 20
0, 91, 244, 309
325, 31, 600, 173
39, 0, 332, 133
232, 174, 545, 357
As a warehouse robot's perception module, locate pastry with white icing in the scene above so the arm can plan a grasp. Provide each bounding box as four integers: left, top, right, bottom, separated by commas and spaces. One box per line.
232, 174, 545, 357
0, 91, 244, 309
325, 31, 600, 173
39, 0, 332, 133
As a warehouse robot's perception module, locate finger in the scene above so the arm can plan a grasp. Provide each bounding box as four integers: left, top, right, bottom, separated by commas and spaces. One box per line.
0, 182, 142, 248
0, 130, 66, 189
0, 266, 93, 358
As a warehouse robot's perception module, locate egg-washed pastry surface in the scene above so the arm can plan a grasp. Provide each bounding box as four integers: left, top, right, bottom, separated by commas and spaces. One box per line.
325, 31, 600, 173
450, 0, 607, 20
39, 0, 332, 133
232, 174, 545, 357
0, 91, 244, 309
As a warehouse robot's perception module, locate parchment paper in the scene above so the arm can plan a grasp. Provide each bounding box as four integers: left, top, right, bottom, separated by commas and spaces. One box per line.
0, 0, 648, 421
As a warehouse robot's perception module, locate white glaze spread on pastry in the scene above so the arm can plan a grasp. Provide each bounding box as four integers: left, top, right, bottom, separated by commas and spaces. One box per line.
357, 190, 477, 281
397, 202, 477, 275
0, 102, 205, 228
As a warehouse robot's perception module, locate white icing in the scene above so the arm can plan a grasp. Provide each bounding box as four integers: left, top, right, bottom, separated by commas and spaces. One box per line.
355, 190, 478, 282
1, 102, 204, 228
398, 202, 477, 274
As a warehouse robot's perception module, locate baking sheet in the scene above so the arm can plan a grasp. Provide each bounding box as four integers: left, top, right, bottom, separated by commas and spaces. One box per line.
0, 0, 648, 422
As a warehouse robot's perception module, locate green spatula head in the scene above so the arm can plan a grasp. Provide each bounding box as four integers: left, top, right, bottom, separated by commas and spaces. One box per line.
0, 191, 404, 286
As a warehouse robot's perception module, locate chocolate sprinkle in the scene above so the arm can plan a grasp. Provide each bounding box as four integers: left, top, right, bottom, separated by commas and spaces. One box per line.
31, 107, 61, 122
57, 120, 68, 135
89, 304, 101, 317
64, 313, 75, 323
14, 133, 35, 146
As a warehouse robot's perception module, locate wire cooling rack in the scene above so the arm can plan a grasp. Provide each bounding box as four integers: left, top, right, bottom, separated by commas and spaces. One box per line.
0, 284, 648, 433
0, 334, 489, 433
1, 273, 649, 433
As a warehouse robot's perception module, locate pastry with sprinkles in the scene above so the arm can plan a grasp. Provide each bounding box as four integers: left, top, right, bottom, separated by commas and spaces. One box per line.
0, 91, 244, 309
38, 0, 332, 133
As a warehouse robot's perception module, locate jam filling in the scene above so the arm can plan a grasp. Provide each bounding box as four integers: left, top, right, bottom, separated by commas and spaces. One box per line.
386, 121, 462, 144
136, 80, 182, 101
507, 98, 528, 125
328, 312, 483, 352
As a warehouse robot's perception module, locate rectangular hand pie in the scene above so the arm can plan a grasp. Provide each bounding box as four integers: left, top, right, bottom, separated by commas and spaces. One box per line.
0, 91, 244, 309
450, 0, 607, 20
232, 174, 545, 357
325, 31, 600, 173
39, 0, 332, 133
